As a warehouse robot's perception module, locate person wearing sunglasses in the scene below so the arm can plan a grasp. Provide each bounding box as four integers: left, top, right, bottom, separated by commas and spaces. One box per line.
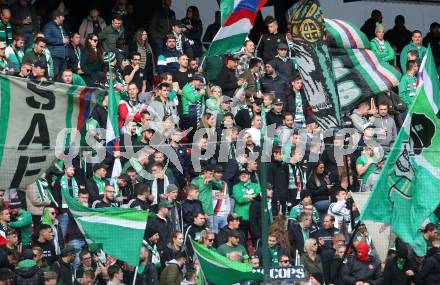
278, 255, 291, 267
300, 238, 324, 283
199, 229, 215, 250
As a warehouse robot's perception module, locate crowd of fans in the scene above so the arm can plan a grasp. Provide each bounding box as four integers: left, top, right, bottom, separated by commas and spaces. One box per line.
0, 1, 440, 285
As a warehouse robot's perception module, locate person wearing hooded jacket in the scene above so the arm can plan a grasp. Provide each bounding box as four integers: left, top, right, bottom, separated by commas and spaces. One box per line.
341, 241, 383, 285
13, 249, 44, 285
159, 252, 186, 285
415, 242, 440, 285
383, 243, 417, 285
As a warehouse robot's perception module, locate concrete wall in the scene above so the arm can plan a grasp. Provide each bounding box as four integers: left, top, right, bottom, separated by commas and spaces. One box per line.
171, 0, 440, 35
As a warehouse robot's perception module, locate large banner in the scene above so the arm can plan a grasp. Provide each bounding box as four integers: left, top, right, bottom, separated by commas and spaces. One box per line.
0, 76, 103, 189
288, 0, 341, 129
325, 19, 401, 112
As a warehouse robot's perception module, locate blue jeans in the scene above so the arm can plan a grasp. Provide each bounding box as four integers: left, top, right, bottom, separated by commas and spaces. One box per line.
211, 216, 228, 234
57, 212, 69, 239
69, 239, 86, 269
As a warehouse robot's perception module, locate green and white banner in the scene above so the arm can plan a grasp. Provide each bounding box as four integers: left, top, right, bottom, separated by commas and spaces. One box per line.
0, 75, 103, 188
63, 188, 148, 266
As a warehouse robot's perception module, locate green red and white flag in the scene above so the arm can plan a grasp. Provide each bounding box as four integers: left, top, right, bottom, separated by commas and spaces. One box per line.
325, 18, 401, 112
207, 0, 267, 56
62, 188, 148, 266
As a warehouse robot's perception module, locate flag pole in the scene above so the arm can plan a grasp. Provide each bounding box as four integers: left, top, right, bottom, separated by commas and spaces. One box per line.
259, 102, 269, 284
132, 266, 138, 285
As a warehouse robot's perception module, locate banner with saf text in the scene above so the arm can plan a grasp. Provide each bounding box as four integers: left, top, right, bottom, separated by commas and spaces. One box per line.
0, 75, 104, 188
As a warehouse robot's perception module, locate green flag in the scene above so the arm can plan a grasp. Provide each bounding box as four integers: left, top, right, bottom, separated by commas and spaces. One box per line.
192, 240, 263, 285
361, 77, 440, 255
62, 188, 148, 266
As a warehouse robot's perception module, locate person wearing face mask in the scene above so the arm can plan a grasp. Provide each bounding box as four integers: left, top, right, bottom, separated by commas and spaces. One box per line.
341, 241, 383, 285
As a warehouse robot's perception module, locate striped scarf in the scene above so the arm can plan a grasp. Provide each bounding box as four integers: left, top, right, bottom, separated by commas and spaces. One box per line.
60, 175, 78, 208
36, 178, 58, 207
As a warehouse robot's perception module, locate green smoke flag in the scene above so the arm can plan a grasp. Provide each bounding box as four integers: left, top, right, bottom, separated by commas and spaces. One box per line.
62, 188, 148, 266
361, 76, 440, 256
192, 240, 263, 285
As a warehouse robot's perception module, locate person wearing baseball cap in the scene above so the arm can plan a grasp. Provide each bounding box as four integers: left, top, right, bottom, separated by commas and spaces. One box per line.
233, 169, 261, 237
31, 59, 47, 81
216, 53, 246, 98
181, 71, 206, 141
274, 42, 297, 78
267, 97, 284, 128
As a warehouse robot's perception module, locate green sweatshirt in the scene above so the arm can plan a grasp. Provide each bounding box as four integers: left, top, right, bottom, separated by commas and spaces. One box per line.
181, 83, 203, 116
9, 210, 32, 245
289, 203, 320, 223
400, 43, 426, 73
191, 176, 223, 216
398, 73, 417, 108
233, 181, 261, 221
370, 38, 395, 63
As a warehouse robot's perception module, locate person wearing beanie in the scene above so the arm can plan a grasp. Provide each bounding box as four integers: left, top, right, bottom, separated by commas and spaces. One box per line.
260, 61, 289, 107
370, 23, 394, 63
8, 198, 32, 246
341, 241, 383, 285
14, 248, 44, 285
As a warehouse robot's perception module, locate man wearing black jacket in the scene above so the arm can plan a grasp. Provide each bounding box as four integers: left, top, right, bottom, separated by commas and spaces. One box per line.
257, 18, 287, 63
266, 98, 284, 128
311, 215, 339, 284
127, 183, 151, 210
85, 163, 108, 203
260, 62, 289, 103
183, 212, 207, 263
51, 246, 80, 285
216, 54, 245, 97
249, 185, 274, 246
146, 200, 174, 251
181, 184, 204, 227
288, 212, 313, 260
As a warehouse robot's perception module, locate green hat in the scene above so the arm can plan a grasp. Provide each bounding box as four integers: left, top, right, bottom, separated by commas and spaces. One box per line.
60, 246, 79, 257
44, 271, 58, 280
158, 200, 173, 209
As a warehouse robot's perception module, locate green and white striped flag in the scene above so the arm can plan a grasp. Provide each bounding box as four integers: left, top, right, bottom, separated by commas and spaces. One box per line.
62, 188, 148, 266
192, 240, 263, 285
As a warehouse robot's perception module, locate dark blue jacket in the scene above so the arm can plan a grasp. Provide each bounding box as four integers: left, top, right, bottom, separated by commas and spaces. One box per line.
42, 20, 66, 59
157, 48, 179, 74
260, 73, 289, 101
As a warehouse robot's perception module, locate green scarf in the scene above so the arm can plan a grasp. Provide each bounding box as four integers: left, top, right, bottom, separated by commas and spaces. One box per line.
145, 242, 161, 268
60, 175, 78, 208
41, 208, 53, 227
270, 247, 279, 266
36, 178, 58, 207
397, 258, 405, 270
92, 175, 106, 194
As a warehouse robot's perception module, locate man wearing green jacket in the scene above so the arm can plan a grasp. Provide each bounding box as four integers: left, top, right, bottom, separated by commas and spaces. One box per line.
191, 166, 223, 221
99, 14, 123, 51
399, 60, 418, 109
370, 24, 394, 63
400, 30, 426, 73
8, 198, 32, 246
233, 170, 261, 237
